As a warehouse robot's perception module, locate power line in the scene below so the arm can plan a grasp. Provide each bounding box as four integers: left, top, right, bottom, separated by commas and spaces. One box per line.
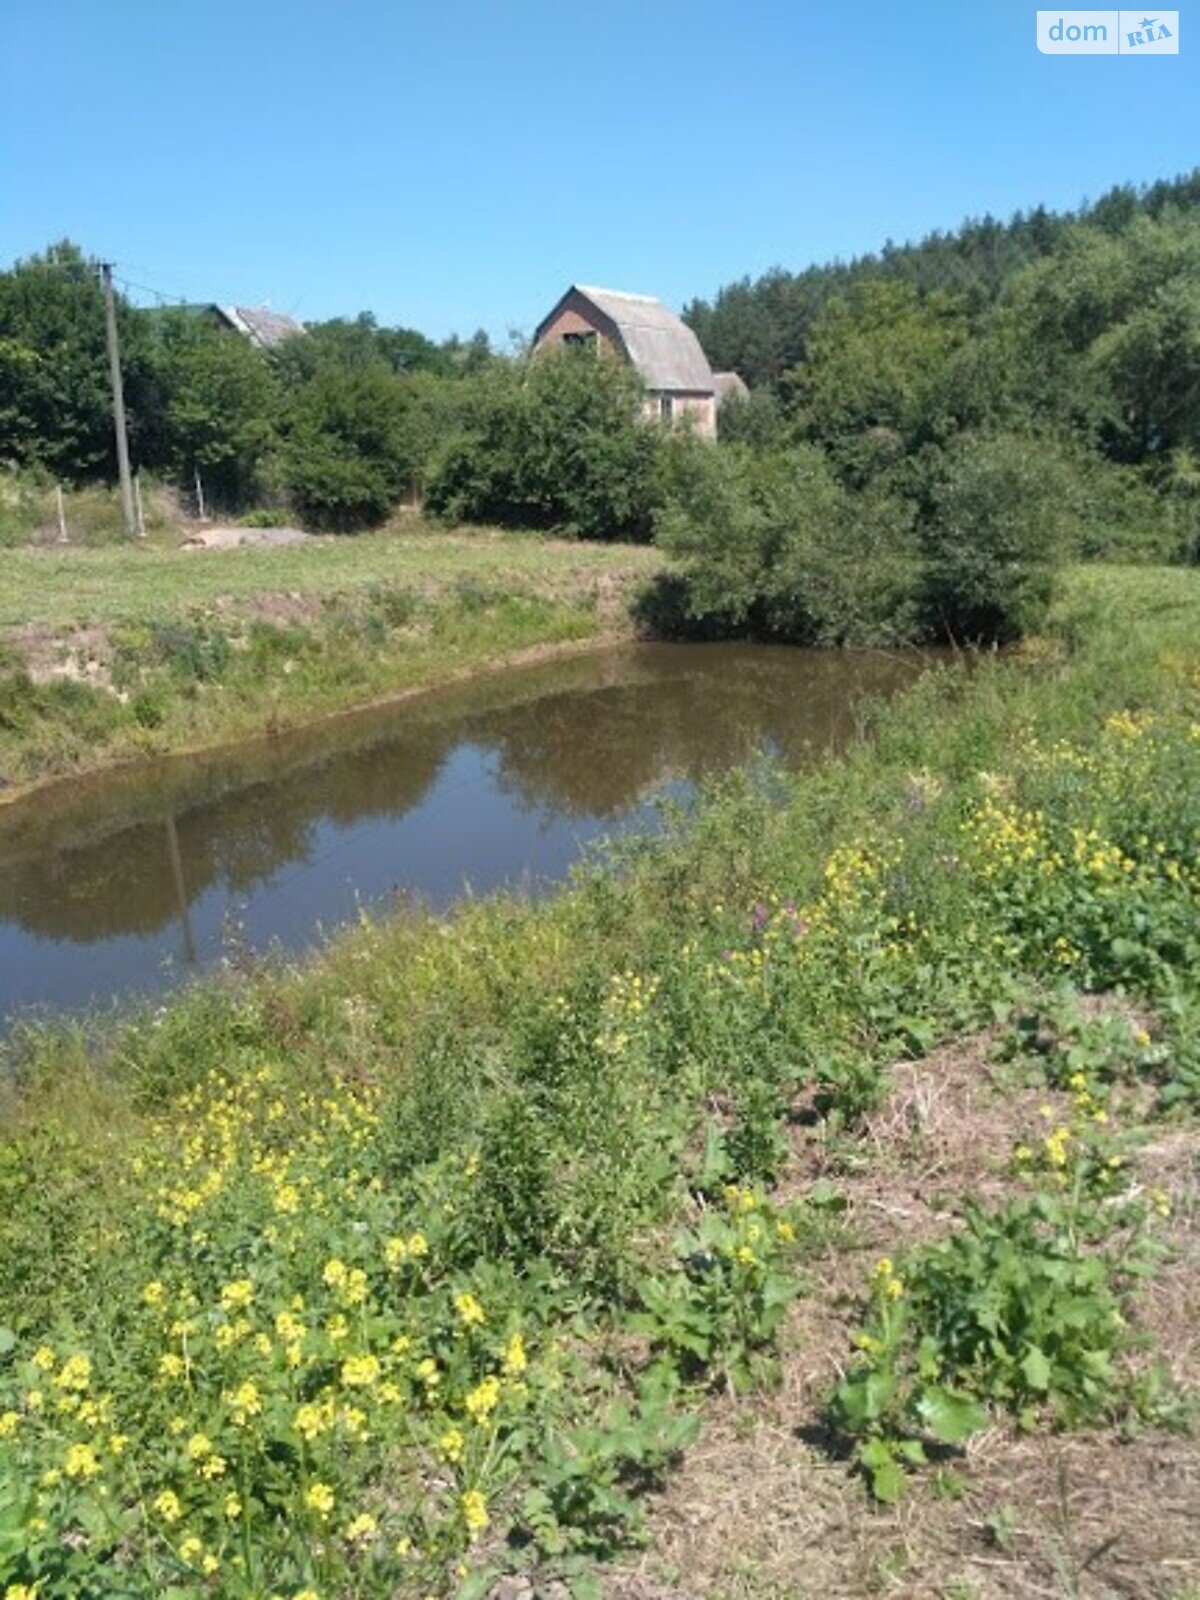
111, 272, 194, 307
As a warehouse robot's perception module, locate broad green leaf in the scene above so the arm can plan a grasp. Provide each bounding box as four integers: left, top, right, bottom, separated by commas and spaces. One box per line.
916, 1387, 988, 1444
870, 1457, 908, 1504
1020, 1345, 1052, 1392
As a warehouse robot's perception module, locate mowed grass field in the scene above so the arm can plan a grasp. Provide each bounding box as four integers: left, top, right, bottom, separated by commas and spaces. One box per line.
0, 523, 665, 630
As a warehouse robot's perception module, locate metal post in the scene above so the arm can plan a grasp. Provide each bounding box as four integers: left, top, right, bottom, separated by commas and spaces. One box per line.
100, 263, 137, 538
194, 469, 207, 523
134, 472, 146, 538
56, 484, 68, 543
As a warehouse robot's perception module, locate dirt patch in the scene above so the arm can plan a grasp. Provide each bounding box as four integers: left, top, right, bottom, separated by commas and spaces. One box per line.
603, 1028, 1200, 1600
4, 621, 116, 691
208, 590, 325, 628
182, 525, 312, 549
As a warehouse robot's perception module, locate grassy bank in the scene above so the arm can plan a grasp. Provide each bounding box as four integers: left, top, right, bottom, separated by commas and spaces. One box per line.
1, 566, 1197, 1600
0, 525, 663, 795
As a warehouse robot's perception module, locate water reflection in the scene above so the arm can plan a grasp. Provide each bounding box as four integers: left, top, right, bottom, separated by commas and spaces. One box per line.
0, 644, 931, 1019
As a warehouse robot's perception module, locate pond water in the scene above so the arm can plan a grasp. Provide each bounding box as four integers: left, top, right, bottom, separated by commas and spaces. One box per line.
0, 643, 932, 1023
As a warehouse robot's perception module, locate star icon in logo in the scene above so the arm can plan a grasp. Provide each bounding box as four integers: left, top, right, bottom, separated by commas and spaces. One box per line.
1139, 16, 1158, 27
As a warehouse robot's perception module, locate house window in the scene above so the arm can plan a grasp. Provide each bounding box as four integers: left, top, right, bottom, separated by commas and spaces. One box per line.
563, 330, 598, 350
659, 393, 674, 422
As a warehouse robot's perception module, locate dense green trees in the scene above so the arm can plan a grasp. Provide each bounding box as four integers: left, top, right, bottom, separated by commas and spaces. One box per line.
148, 309, 279, 505
0, 242, 152, 480
0, 246, 490, 524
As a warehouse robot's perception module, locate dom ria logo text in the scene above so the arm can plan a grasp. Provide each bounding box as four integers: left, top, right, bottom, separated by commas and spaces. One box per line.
1036, 11, 1179, 52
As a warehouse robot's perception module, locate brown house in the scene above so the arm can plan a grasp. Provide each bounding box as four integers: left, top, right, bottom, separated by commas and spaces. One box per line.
533, 284, 729, 438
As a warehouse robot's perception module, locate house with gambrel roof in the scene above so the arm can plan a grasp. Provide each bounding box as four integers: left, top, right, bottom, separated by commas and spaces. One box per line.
533, 285, 741, 438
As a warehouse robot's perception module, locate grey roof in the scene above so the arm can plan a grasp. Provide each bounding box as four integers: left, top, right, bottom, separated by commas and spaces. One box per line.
713, 371, 749, 405
220, 305, 305, 349
568, 285, 715, 394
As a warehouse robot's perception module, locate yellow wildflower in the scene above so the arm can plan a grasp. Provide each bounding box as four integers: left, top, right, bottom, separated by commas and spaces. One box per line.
142, 1281, 166, 1308
461, 1488, 489, 1533
440, 1427, 465, 1462
345, 1512, 378, 1541
54, 1353, 91, 1392
275, 1309, 305, 1343
464, 1376, 501, 1424
220, 1279, 255, 1311
504, 1332, 528, 1377
295, 1402, 329, 1441
64, 1443, 101, 1481
305, 1480, 335, 1517
341, 1353, 381, 1387
153, 1489, 183, 1523
455, 1292, 486, 1328
228, 1380, 262, 1424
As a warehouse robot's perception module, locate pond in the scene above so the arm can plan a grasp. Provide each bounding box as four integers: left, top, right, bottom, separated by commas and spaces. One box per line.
0, 643, 932, 1023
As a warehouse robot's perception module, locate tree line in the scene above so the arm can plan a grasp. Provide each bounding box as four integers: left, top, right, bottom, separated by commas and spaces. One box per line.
2, 172, 1198, 643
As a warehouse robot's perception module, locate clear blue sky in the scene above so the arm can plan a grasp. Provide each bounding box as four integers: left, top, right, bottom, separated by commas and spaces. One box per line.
1, 0, 1196, 341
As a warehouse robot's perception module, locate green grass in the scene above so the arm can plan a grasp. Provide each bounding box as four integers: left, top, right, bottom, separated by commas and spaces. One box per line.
0, 523, 663, 630
0, 564, 1197, 1600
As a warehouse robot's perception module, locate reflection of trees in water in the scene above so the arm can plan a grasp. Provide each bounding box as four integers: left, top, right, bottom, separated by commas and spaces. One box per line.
0, 726, 451, 942
477, 649, 919, 819
0, 647, 925, 945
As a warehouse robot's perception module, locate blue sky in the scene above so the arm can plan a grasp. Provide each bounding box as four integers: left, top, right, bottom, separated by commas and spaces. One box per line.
1, 0, 1196, 341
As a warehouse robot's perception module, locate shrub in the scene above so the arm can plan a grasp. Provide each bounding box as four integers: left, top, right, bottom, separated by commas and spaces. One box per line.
919, 432, 1072, 643
282, 364, 415, 531
656, 442, 922, 644
427, 349, 663, 542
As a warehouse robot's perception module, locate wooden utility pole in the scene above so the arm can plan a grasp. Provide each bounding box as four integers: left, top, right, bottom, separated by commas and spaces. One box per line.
100, 262, 137, 538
